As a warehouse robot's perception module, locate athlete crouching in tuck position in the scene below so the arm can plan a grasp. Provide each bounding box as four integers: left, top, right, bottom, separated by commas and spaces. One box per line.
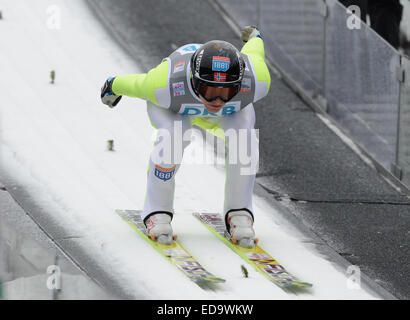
101, 26, 271, 248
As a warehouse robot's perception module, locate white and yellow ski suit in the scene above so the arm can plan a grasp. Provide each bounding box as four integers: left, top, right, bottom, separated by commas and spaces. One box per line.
112, 38, 270, 223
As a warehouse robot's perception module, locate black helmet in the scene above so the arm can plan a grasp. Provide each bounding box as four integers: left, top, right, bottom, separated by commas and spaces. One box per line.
191, 40, 244, 102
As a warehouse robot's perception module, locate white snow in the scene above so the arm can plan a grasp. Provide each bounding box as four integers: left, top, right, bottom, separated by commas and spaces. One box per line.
0, 0, 379, 299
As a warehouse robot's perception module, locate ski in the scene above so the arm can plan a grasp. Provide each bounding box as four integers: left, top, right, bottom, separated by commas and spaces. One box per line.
193, 212, 312, 289
116, 210, 225, 285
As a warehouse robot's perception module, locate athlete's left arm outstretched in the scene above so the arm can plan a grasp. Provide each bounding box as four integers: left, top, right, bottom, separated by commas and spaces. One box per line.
240, 26, 271, 103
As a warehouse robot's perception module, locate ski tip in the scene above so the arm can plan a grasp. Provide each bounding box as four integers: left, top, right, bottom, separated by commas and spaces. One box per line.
195, 277, 226, 285
299, 282, 313, 288
285, 281, 313, 289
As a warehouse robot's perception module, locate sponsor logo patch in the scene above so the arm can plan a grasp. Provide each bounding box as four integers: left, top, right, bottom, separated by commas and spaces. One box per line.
244, 61, 250, 71
154, 165, 176, 181
173, 61, 185, 73
179, 102, 241, 117
240, 77, 251, 93
212, 56, 230, 72
172, 82, 185, 96
176, 44, 201, 55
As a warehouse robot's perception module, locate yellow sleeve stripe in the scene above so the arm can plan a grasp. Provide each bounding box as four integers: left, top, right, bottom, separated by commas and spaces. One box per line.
241, 37, 271, 93
112, 59, 169, 106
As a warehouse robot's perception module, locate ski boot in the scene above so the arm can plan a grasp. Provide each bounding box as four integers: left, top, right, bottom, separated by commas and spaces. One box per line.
226, 210, 258, 248
144, 213, 176, 245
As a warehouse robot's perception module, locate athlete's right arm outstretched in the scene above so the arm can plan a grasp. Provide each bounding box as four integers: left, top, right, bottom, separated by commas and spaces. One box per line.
100, 59, 169, 108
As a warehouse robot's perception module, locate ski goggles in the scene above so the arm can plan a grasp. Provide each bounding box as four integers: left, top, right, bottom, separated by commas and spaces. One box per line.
198, 84, 241, 103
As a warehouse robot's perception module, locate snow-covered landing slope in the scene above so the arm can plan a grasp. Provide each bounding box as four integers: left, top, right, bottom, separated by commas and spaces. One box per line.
0, 0, 377, 299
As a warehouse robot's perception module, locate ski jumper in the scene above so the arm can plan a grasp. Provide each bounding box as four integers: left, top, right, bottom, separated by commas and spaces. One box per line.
111, 37, 271, 221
